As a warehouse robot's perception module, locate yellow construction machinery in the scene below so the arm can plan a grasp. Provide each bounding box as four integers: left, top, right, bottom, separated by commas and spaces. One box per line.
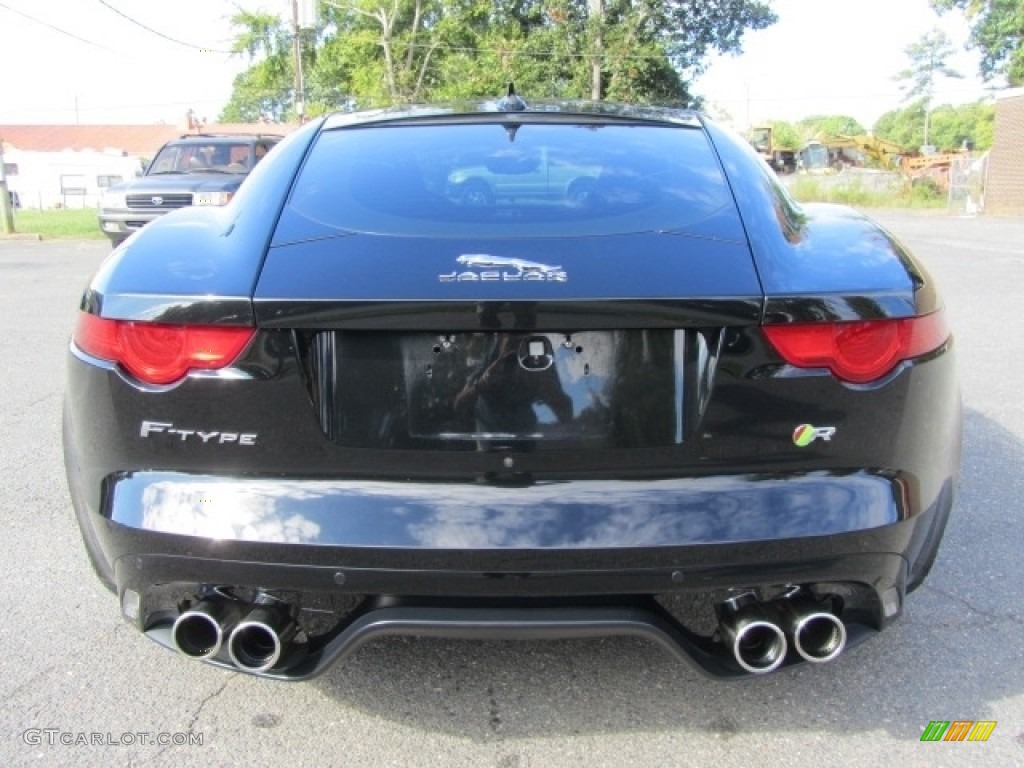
748, 126, 798, 174
798, 133, 966, 190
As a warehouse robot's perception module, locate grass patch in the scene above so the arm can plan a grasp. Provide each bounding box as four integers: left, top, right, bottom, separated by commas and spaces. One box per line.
787, 177, 946, 209
9, 207, 106, 239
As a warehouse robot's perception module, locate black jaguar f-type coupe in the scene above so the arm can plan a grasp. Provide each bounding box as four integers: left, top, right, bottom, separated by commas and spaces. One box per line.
63, 91, 961, 679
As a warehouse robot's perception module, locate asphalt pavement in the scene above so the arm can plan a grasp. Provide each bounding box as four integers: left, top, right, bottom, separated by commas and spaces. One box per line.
1, 213, 1022, 767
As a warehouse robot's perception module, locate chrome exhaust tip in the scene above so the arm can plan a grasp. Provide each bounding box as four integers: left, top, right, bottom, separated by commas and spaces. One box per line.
791, 610, 847, 663
717, 594, 788, 675
227, 601, 296, 673
772, 590, 847, 663
171, 599, 240, 659
730, 619, 788, 674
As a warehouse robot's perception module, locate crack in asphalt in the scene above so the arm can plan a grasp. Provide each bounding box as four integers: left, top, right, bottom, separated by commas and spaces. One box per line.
2, 665, 57, 703
187, 678, 231, 734
142, 677, 232, 766
487, 683, 501, 733
919, 584, 1024, 625
18, 391, 60, 412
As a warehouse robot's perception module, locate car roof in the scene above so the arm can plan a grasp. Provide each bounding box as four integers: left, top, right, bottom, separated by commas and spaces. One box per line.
321, 101, 704, 131
166, 133, 283, 145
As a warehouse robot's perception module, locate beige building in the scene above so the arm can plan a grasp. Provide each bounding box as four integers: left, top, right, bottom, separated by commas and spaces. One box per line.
986, 88, 1024, 215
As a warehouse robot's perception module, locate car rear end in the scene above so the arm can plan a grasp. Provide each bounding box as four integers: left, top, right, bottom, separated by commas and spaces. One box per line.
64, 107, 960, 679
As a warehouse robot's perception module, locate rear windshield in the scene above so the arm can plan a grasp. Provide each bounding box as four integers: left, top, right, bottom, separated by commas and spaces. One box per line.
280, 122, 741, 239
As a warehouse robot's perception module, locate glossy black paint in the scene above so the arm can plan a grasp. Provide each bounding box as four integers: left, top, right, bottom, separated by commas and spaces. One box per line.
65, 323, 959, 488
253, 299, 763, 332
82, 118, 323, 325
62, 101, 961, 678
106, 470, 904, 548
64, 319, 959, 633
256, 233, 760, 310
700, 118, 938, 322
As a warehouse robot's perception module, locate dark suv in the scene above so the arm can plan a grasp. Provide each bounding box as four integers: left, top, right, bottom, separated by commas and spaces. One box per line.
98, 133, 281, 246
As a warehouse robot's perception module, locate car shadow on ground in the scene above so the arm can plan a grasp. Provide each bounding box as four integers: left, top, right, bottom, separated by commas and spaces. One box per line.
309, 407, 1022, 741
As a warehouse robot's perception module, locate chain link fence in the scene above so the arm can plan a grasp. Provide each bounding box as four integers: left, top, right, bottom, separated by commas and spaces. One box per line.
947, 152, 989, 215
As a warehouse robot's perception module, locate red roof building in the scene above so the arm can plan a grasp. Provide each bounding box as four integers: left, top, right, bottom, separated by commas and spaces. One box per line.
0, 123, 294, 210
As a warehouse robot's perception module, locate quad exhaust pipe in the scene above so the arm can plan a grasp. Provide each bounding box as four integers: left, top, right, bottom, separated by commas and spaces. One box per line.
171, 593, 296, 673
171, 588, 845, 677
717, 593, 789, 674
171, 599, 241, 659
717, 590, 847, 674
775, 594, 847, 663
228, 595, 297, 673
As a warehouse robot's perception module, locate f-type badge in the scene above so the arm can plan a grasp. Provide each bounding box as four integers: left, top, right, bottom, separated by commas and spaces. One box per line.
439, 254, 568, 283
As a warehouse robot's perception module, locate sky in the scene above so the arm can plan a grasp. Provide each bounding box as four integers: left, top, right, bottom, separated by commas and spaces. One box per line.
0, 0, 999, 128
0, 0, 281, 125
693, 0, 995, 129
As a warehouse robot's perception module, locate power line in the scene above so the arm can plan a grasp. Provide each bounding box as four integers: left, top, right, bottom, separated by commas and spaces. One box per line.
1, 97, 233, 114
396, 41, 670, 62
0, 0, 115, 51
95, 0, 234, 54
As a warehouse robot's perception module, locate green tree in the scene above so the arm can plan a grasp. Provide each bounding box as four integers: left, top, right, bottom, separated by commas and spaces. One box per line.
219, 0, 778, 120
873, 100, 994, 151
588, 0, 777, 103
929, 100, 996, 149
872, 104, 926, 149
796, 114, 866, 139
932, 0, 1024, 85
894, 28, 963, 148
764, 120, 801, 150
219, 11, 295, 121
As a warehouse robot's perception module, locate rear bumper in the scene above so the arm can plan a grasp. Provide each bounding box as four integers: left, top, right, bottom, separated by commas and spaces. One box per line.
94, 467, 930, 586
106, 469, 907, 551
71, 467, 954, 678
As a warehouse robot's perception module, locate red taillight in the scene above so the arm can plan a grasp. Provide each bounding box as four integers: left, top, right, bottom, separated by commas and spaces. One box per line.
763, 311, 949, 384
74, 312, 255, 385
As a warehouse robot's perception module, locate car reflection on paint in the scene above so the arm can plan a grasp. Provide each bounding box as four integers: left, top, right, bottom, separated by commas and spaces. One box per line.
447, 146, 600, 206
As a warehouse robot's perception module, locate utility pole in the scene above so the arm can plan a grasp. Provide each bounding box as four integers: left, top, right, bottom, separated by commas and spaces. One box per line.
589, 0, 603, 100
745, 83, 751, 133
292, 0, 305, 121
0, 139, 15, 234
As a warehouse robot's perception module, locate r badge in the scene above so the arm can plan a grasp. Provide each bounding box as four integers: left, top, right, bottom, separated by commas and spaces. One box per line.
793, 424, 836, 447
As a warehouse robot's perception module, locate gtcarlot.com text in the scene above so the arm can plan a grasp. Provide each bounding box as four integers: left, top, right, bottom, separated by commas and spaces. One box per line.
22, 729, 203, 747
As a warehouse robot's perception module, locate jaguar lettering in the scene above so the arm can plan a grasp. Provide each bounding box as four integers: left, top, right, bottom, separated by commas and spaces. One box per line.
440, 254, 568, 283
